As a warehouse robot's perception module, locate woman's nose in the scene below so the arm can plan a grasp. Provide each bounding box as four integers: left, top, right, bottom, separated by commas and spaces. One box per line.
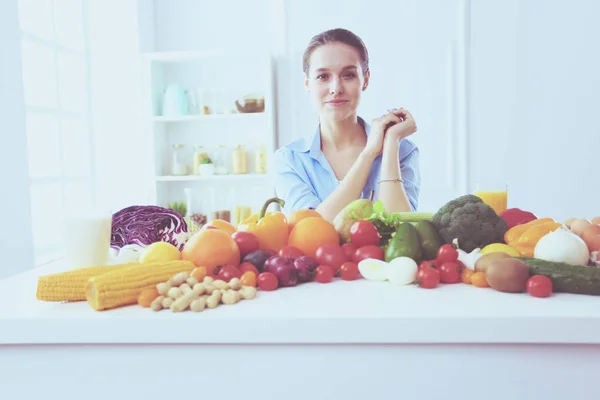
329, 77, 343, 94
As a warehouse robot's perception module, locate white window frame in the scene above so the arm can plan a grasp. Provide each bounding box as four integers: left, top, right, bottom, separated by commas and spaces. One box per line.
18, 0, 96, 266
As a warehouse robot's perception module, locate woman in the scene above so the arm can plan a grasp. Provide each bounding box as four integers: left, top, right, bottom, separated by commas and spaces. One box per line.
273, 28, 421, 222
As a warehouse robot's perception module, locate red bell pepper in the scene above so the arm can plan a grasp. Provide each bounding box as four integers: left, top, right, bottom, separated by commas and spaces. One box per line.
499, 208, 538, 229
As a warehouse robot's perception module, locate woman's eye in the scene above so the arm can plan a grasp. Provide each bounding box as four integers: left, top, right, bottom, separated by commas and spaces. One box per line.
344, 72, 356, 78
316, 74, 328, 80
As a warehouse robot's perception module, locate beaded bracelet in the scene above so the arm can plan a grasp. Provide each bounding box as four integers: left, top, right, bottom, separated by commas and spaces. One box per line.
378, 178, 404, 184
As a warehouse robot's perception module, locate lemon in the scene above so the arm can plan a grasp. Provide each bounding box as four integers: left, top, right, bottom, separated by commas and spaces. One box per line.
139, 242, 181, 263
480, 243, 520, 257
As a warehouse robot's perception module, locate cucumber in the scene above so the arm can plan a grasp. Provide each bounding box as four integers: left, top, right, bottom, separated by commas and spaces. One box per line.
415, 220, 445, 261
516, 257, 600, 296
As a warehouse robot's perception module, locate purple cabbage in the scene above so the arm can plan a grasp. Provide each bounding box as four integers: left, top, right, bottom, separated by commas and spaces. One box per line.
110, 205, 189, 250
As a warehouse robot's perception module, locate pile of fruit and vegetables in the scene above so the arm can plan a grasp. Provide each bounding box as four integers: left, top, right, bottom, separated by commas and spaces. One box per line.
36, 194, 600, 312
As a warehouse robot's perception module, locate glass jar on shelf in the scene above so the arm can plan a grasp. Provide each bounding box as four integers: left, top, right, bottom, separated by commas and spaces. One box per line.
170, 144, 188, 175
192, 145, 209, 175
213, 145, 229, 175
232, 144, 248, 174
254, 144, 267, 174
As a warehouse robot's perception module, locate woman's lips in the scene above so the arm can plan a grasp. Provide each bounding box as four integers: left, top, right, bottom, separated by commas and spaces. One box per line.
326, 100, 348, 106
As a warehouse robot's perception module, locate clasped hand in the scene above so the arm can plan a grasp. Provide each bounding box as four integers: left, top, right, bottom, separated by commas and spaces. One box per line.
364, 107, 417, 158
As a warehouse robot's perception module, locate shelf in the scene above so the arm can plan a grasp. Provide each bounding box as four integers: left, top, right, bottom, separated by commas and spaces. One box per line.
152, 113, 267, 123
155, 174, 270, 182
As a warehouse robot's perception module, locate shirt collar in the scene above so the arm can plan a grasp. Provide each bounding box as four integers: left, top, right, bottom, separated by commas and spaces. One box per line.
306, 116, 370, 160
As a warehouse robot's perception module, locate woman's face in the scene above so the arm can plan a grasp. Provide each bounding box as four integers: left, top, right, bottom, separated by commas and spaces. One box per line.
305, 42, 369, 122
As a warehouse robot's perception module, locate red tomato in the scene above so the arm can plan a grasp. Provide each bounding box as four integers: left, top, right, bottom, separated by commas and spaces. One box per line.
416, 266, 440, 289
437, 244, 458, 264
231, 231, 260, 258
239, 262, 260, 276
278, 245, 304, 260
315, 244, 347, 271
354, 245, 385, 263
314, 265, 334, 283
349, 220, 381, 248
527, 275, 553, 298
341, 242, 358, 261
418, 260, 438, 271
216, 265, 242, 282
439, 261, 461, 284
257, 272, 278, 291
339, 262, 360, 281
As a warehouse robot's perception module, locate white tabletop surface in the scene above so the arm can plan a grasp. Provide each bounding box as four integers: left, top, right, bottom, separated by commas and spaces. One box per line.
1, 260, 600, 345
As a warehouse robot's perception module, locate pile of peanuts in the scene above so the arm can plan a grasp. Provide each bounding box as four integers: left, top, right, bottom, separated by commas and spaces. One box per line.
150, 272, 257, 312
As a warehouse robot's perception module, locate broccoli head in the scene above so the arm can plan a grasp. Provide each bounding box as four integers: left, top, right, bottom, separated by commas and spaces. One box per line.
431, 194, 508, 252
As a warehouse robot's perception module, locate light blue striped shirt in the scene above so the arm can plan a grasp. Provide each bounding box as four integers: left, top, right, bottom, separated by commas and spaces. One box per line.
273, 116, 421, 215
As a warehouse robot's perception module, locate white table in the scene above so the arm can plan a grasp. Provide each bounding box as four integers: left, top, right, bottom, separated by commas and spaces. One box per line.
1, 261, 600, 400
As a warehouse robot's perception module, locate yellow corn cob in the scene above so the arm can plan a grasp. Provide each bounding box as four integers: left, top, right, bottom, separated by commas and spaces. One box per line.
36, 264, 136, 302
86, 260, 196, 311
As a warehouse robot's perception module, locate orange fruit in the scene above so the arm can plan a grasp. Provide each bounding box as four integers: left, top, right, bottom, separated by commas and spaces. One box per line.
288, 217, 339, 259
182, 229, 240, 275
287, 209, 322, 232
204, 219, 236, 235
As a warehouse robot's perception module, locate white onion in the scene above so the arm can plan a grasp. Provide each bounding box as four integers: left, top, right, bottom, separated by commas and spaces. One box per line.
534, 227, 590, 266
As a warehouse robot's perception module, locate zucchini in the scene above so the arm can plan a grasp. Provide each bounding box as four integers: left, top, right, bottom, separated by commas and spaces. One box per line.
516, 257, 600, 296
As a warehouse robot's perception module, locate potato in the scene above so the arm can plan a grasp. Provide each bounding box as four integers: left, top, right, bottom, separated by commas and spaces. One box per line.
485, 258, 530, 293
475, 252, 512, 272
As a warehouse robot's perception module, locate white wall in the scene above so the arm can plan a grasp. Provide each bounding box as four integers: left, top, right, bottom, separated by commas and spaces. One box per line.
470, 0, 600, 221
87, 0, 149, 212
0, 0, 35, 279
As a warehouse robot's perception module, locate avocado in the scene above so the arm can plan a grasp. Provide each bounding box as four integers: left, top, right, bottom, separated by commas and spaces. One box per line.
415, 220, 445, 261
384, 222, 423, 263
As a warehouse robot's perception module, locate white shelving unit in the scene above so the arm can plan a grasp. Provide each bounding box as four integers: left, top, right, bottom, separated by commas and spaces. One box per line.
140, 50, 277, 224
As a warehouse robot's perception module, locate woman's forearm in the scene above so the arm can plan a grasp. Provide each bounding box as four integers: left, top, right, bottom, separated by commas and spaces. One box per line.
378, 141, 413, 212
316, 151, 376, 222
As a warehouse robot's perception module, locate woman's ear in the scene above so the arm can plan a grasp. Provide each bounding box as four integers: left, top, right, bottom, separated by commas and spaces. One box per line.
362, 70, 370, 91
304, 73, 310, 92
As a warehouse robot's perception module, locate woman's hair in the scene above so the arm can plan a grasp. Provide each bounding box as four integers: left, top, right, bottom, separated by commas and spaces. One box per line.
302, 28, 369, 77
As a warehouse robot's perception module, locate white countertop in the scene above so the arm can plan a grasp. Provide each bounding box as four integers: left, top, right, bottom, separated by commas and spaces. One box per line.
1, 261, 600, 345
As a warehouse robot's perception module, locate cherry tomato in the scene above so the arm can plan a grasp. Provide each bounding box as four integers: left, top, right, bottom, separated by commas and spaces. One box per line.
527, 275, 553, 298
418, 260, 438, 271
349, 220, 381, 248
314, 265, 334, 283
240, 271, 257, 287
217, 265, 242, 282
470, 272, 489, 288
439, 261, 461, 284
341, 242, 358, 261
461, 268, 475, 284
316, 244, 347, 271
231, 231, 260, 258
437, 244, 459, 264
354, 245, 385, 263
339, 262, 360, 281
278, 245, 304, 260
416, 266, 440, 289
257, 272, 278, 291
191, 266, 207, 282
239, 262, 260, 276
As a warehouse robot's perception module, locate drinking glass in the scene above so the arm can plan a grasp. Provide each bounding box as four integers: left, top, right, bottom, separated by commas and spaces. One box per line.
473, 182, 508, 215
62, 208, 113, 268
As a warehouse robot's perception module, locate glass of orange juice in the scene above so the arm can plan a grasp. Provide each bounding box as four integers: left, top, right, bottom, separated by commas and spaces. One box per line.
474, 182, 508, 215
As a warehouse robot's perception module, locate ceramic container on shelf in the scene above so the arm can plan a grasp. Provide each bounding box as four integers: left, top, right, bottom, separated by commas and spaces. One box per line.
162, 84, 188, 116
199, 163, 215, 176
